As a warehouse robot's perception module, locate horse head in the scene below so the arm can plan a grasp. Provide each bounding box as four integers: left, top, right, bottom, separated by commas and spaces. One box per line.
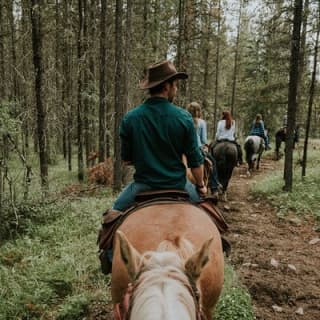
115, 230, 212, 320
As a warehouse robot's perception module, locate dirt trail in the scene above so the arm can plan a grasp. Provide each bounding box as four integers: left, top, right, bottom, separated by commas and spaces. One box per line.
223, 159, 320, 320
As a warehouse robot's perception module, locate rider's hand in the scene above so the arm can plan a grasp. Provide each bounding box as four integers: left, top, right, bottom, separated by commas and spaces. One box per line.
196, 184, 207, 197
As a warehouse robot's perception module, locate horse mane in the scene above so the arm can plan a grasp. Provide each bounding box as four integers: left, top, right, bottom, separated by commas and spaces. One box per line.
130, 237, 197, 320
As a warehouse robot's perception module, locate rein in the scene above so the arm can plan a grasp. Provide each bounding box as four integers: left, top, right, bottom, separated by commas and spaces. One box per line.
114, 270, 207, 320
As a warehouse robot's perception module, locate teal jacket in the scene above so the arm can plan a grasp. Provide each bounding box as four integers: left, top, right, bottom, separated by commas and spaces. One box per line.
120, 97, 204, 190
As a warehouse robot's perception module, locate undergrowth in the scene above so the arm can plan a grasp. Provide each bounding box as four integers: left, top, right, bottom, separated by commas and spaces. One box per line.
251, 142, 320, 224
0, 155, 255, 319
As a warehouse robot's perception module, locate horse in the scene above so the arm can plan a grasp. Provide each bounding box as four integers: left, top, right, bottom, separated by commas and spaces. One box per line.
209, 141, 238, 195
275, 127, 299, 160
244, 135, 264, 172
111, 203, 224, 320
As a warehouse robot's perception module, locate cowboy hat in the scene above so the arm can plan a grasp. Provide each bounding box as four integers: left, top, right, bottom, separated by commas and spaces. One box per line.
139, 60, 188, 89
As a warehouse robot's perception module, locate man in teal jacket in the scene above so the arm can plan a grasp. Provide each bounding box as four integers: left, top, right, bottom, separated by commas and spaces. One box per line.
99, 61, 207, 274
113, 60, 206, 211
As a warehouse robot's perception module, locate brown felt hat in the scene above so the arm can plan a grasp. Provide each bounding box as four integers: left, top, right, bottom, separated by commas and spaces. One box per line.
139, 60, 188, 89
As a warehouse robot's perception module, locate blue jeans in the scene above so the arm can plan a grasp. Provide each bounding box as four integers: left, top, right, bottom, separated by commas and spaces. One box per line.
113, 180, 200, 211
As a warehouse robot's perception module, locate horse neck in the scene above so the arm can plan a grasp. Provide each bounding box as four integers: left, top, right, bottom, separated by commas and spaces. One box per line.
130, 267, 197, 320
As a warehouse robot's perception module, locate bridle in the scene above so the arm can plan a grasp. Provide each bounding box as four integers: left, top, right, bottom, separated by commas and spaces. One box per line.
114, 269, 207, 320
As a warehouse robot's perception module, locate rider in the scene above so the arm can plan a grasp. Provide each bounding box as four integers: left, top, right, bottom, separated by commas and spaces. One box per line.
187, 101, 221, 197
100, 60, 206, 273
249, 113, 271, 150
214, 110, 243, 165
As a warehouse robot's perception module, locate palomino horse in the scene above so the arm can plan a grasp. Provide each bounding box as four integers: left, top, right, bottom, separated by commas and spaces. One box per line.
244, 135, 264, 172
210, 141, 238, 195
275, 127, 299, 160
111, 203, 224, 320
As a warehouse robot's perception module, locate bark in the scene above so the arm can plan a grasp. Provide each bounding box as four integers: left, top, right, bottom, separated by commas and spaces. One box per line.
62, 0, 72, 169
113, 0, 124, 192
30, 0, 49, 190
230, 0, 243, 117
99, 0, 107, 163
301, 3, 319, 177
283, 0, 303, 191
0, 2, 5, 98
77, 0, 84, 181
213, 0, 222, 135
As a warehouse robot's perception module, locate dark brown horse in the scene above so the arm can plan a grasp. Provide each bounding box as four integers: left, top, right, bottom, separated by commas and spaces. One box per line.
111, 203, 224, 320
210, 141, 238, 195
275, 127, 299, 160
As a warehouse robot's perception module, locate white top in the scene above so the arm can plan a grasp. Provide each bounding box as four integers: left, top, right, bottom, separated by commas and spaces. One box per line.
215, 119, 236, 141
196, 118, 207, 147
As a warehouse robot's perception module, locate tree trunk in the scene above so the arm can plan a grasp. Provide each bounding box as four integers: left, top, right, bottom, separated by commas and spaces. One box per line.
230, 0, 243, 117
30, 0, 49, 190
213, 0, 221, 135
83, 0, 90, 167
122, 0, 132, 185
62, 0, 72, 169
0, 2, 5, 98
77, 0, 84, 181
8, 0, 18, 101
99, 0, 107, 163
113, 0, 124, 192
283, 0, 303, 191
301, 2, 319, 177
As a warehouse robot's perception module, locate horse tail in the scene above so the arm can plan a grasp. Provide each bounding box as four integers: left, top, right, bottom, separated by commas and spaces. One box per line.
244, 138, 254, 162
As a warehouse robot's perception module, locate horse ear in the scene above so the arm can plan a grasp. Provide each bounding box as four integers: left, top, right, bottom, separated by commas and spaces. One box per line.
116, 231, 142, 280
185, 238, 213, 280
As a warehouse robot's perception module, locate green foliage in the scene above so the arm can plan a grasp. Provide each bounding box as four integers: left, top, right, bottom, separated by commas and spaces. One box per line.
215, 264, 255, 320
215, 287, 255, 320
0, 101, 21, 135
56, 293, 92, 320
0, 200, 60, 242
251, 143, 320, 223
0, 191, 112, 319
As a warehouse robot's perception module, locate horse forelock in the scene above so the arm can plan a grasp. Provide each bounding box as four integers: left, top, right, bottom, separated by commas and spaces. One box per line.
130, 251, 198, 320
157, 237, 195, 261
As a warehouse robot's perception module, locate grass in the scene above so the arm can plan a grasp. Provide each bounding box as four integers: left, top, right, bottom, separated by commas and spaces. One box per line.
0, 154, 255, 319
251, 140, 320, 224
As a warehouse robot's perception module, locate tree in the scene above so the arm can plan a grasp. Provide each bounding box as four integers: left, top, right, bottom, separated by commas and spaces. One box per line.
30, 0, 49, 190
302, 1, 319, 177
77, 0, 84, 181
99, 0, 107, 163
113, 0, 124, 192
283, 0, 303, 191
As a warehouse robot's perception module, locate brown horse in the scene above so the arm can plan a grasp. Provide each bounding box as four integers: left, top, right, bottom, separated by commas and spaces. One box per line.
111, 203, 224, 320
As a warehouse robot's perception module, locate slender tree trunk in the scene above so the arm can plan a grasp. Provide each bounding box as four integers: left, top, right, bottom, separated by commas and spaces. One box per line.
122, 0, 132, 185
113, 0, 124, 192
283, 0, 303, 191
213, 0, 221, 135
55, 0, 62, 156
30, 0, 48, 190
8, 1, 18, 101
83, 0, 90, 167
77, 0, 84, 181
99, 0, 107, 163
230, 0, 243, 117
176, 0, 185, 71
0, 2, 5, 99
62, 0, 72, 168
296, 0, 309, 120
301, 3, 319, 177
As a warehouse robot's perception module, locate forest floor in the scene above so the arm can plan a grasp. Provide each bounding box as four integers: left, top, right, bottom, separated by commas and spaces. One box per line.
89, 157, 320, 320
224, 158, 320, 320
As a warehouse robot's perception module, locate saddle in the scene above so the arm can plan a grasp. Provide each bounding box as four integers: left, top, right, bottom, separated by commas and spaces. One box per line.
97, 190, 229, 255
